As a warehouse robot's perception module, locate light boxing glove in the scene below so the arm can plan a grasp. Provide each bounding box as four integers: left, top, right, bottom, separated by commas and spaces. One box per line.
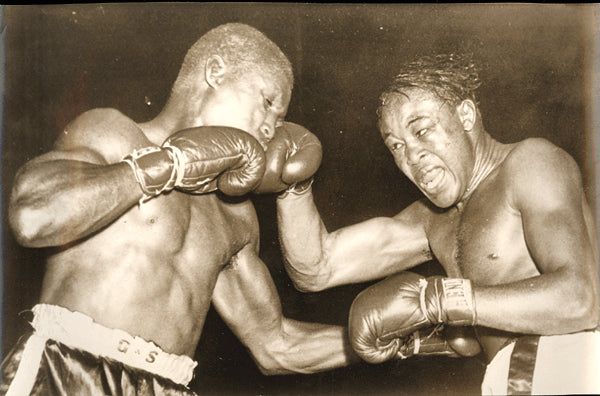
122, 126, 265, 202
348, 271, 477, 364
254, 121, 322, 196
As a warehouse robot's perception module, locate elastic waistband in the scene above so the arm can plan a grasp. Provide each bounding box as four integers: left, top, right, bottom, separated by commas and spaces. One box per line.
29, 304, 197, 386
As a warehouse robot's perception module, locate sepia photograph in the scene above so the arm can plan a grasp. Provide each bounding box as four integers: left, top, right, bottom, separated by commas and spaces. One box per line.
1, 4, 598, 395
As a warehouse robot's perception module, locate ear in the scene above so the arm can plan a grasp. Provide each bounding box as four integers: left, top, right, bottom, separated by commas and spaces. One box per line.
205, 55, 227, 88
457, 99, 476, 132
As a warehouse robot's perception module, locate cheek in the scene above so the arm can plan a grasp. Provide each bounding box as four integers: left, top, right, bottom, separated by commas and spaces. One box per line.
394, 156, 412, 178
231, 101, 262, 130
443, 140, 469, 173
247, 109, 266, 131
390, 150, 403, 168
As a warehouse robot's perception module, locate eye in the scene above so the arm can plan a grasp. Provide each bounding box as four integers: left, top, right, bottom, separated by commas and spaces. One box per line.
264, 97, 273, 109
415, 128, 429, 138
390, 141, 404, 152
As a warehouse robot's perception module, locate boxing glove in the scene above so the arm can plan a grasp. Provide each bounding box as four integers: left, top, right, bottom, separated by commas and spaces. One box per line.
397, 325, 481, 360
348, 271, 477, 364
254, 121, 322, 195
445, 326, 482, 357
122, 126, 265, 202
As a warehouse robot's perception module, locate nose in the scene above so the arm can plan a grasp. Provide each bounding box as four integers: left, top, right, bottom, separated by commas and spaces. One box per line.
405, 141, 426, 166
260, 122, 276, 141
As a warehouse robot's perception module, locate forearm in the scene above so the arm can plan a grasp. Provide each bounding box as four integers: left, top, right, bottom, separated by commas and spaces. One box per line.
348, 269, 598, 365
277, 188, 330, 290
473, 271, 599, 334
9, 160, 140, 247
255, 319, 358, 375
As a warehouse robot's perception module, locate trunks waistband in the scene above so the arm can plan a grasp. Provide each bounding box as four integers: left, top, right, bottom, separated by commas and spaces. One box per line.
29, 304, 197, 386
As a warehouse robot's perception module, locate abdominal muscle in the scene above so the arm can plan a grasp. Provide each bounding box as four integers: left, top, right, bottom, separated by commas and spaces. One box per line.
38, 193, 233, 356
40, 244, 218, 356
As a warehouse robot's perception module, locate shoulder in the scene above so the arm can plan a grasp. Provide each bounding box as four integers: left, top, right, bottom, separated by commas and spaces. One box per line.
505, 137, 571, 163
56, 108, 151, 164
394, 198, 437, 220
391, 198, 434, 230
501, 137, 577, 170
502, 138, 583, 210
503, 137, 581, 180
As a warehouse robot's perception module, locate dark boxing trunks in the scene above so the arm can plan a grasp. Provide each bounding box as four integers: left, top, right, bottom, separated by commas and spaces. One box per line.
0, 304, 198, 396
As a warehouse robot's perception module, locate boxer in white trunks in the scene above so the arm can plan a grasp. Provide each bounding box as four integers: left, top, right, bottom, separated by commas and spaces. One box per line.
275, 53, 600, 395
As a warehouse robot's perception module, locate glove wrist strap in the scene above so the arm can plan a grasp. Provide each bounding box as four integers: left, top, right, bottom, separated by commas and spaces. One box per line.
122, 146, 176, 204
278, 178, 314, 199
441, 278, 477, 326
412, 330, 421, 355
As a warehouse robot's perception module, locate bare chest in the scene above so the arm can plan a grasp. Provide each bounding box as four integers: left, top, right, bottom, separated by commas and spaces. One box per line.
76, 191, 257, 280
427, 185, 538, 285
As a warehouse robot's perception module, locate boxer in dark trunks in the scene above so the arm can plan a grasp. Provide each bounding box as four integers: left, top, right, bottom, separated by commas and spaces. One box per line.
1, 23, 355, 395
276, 53, 599, 395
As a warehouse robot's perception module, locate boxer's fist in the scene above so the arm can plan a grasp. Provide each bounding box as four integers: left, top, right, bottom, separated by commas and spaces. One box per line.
348, 271, 430, 363
348, 271, 477, 363
397, 326, 481, 360
445, 326, 481, 357
254, 121, 322, 195
163, 126, 266, 195
122, 126, 265, 201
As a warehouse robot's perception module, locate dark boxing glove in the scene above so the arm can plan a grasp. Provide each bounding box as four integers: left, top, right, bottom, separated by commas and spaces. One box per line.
254, 121, 322, 196
122, 126, 265, 202
348, 271, 477, 364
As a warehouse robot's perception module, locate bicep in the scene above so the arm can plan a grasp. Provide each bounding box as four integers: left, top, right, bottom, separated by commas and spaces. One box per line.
11, 108, 139, 198
211, 244, 284, 344
53, 108, 149, 164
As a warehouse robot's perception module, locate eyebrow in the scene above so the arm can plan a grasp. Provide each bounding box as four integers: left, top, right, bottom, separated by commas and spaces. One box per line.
406, 115, 426, 128
381, 114, 429, 139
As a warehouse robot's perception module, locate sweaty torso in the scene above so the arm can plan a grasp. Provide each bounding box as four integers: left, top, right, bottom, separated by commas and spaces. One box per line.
41, 190, 256, 357
425, 145, 541, 361
38, 112, 259, 357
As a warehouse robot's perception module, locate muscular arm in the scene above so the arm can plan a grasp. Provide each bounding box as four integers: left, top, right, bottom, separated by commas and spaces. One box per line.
211, 243, 359, 375
9, 109, 145, 247
474, 139, 599, 334
277, 190, 432, 291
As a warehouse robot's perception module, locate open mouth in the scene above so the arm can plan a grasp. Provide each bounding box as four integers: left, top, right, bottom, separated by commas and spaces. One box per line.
417, 166, 445, 193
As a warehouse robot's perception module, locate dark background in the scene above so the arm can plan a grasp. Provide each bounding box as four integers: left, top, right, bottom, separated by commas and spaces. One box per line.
1, 4, 597, 395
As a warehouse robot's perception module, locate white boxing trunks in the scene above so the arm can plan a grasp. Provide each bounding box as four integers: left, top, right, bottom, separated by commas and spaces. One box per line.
0, 304, 198, 395
481, 329, 600, 395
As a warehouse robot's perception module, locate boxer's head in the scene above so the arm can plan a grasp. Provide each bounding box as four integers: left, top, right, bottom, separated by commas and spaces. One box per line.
176, 23, 293, 98
172, 23, 293, 148
377, 53, 481, 112
377, 54, 483, 208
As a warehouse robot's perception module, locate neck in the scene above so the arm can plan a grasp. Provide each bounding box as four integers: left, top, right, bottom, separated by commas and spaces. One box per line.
141, 85, 208, 144
461, 131, 510, 202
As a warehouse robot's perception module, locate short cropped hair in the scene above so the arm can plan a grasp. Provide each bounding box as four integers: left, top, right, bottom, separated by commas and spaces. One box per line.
378, 54, 481, 118
174, 23, 293, 93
